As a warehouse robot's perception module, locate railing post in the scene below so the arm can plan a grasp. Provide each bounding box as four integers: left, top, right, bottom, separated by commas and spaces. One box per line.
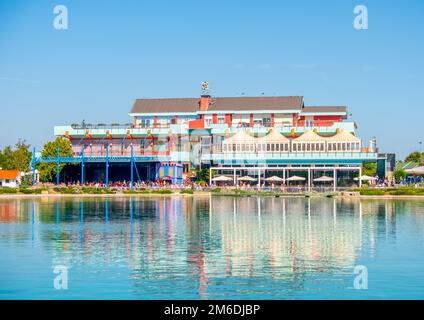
81, 146, 85, 185
105, 144, 109, 189
130, 143, 134, 191
56, 147, 60, 186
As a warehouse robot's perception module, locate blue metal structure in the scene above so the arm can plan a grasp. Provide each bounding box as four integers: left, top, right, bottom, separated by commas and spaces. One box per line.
130, 144, 134, 190
56, 147, 60, 186
81, 146, 85, 185
105, 144, 109, 189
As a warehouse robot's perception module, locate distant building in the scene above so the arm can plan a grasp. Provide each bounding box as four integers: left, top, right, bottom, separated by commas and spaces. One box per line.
0, 170, 22, 188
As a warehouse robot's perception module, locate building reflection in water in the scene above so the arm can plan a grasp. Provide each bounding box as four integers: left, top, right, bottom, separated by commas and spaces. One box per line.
3, 195, 421, 298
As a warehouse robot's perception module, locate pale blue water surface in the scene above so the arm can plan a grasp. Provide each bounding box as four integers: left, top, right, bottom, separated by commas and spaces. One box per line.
0, 196, 423, 300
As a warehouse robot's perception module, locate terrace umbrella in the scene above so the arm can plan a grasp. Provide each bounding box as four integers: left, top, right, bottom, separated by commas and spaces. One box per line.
286, 175, 306, 182
237, 176, 257, 182
313, 175, 334, 182
285, 175, 306, 187
264, 176, 284, 182
354, 175, 378, 181
405, 166, 424, 175
211, 175, 233, 182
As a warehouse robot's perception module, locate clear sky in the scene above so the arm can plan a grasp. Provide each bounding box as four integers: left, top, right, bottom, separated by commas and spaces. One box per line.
0, 0, 423, 159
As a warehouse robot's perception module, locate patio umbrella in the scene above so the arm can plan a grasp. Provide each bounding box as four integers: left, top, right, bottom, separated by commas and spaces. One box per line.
264, 176, 284, 182
313, 175, 334, 182
211, 175, 233, 182
354, 175, 378, 181
237, 176, 257, 182
405, 166, 424, 175
286, 175, 306, 182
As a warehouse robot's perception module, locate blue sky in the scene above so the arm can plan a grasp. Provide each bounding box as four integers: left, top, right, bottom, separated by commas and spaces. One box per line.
0, 0, 423, 159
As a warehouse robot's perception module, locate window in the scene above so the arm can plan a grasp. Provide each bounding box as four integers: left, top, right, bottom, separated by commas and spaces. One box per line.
311, 143, 315, 151
217, 116, 225, 124
337, 143, 341, 151
276, 143, 279, 151
347, 143, 350, 151
223, 144, 227, 152
205, 116, 212, 127
267, 144, 271, 152
233, 144, 236, 152
236, 144, 240, 152
293, 144, 297, 151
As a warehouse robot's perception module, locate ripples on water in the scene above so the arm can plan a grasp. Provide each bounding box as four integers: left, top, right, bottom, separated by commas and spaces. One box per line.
0, 196, 423, 299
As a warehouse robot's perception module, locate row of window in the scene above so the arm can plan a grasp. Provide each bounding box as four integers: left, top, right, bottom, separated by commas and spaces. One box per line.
222, 142, 361, 153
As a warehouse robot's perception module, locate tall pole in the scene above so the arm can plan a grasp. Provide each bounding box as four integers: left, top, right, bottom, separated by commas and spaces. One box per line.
308, 168, 311, 191
32, 147, 36, 186
258, 169, 261, 188
130, 144, 134, 191
333, 168, 337, 192
56, 147, 60, 186
105, 144, 109, 189
81, 146, 85, 185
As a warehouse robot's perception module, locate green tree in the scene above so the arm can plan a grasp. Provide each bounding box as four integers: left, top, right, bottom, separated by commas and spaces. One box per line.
0, 146, 14, 169
195, 167, 210, 182
404, 152, 424, 164
363, 162, 377, 176
12, 140, 32, 172
38, 137, 73, 182
394, 168, 407, 183
0, 140, 32, 171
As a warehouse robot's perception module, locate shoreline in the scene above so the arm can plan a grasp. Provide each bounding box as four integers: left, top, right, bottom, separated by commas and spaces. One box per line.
1, 193, 424, 200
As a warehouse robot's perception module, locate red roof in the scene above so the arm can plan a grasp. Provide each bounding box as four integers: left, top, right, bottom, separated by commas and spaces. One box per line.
0, 170, 20, 180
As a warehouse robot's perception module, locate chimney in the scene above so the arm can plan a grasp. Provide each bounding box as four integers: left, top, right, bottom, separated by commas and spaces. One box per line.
200, 95, 211, 111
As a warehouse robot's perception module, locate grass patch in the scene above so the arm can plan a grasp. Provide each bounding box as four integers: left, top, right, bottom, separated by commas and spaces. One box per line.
151, 189, 174, 194
351, 187, 424, 196
179, 189, 194, 194
19, 188, 42, 194
0, 187, 18, 194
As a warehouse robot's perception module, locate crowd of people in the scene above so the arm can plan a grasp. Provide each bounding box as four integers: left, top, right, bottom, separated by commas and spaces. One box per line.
56, 175, 423, 191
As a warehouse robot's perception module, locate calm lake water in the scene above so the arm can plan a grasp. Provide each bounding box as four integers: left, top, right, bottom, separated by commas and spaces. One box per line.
0, 196, 423, 300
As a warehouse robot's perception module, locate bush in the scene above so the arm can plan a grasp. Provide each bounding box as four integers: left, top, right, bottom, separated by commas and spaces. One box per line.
56, 186, 81, 194
151, 189, 173, 194
351, 187, 424, 196
123, 190, 150, 194
210, 187, 221, 193
180, 189, 194, 194
19, 188, 42, 194
0, 187, 18, 194
82, 187, 105, 194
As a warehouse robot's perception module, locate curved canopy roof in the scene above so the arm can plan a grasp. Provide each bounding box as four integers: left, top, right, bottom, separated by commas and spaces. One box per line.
327, 130, 361, 142
257, 129, 290, 143
294, 130, 326, 142
223, 130, 255, 144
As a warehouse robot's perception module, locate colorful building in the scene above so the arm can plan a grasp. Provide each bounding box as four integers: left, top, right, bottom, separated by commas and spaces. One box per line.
0, 170, 22, 188
41, 94, 391, 187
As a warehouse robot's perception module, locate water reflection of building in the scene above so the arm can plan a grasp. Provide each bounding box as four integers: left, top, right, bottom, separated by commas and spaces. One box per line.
5, 196, 423, 298
0, 200, 20, 223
